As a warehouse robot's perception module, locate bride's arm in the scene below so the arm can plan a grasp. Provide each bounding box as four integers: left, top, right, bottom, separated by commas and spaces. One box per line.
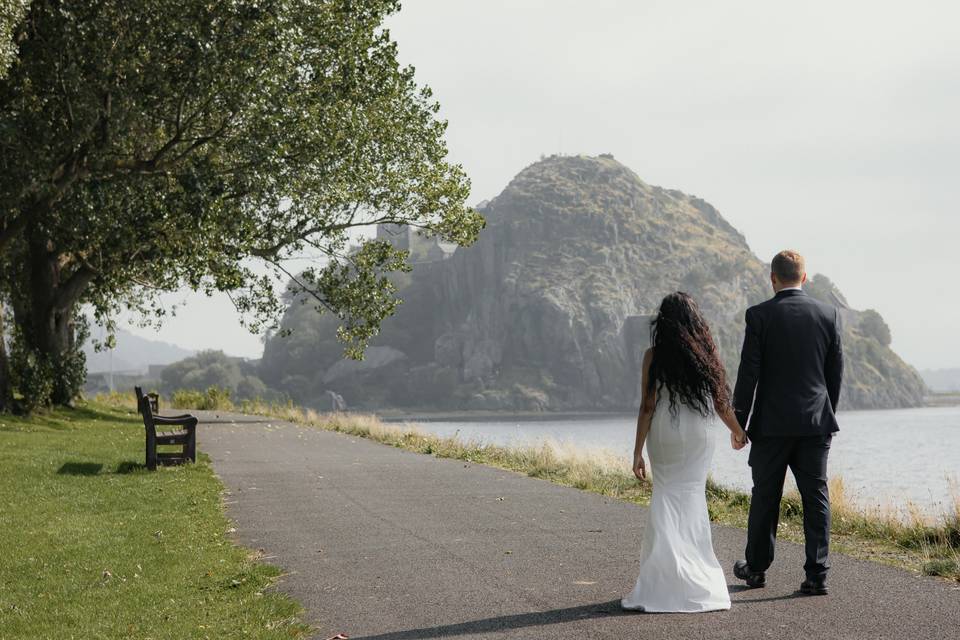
633, 349, 656, 480
715, 397, 747, 450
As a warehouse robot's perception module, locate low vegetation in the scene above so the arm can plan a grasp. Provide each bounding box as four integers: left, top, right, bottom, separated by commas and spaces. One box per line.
926, 392, 960, 408
146, 390, 960, 583
0, 402, 308, 639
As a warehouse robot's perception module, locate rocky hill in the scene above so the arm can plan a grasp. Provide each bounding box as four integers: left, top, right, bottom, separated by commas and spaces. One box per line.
260, 154, 927, 411
83, 327, 195, 374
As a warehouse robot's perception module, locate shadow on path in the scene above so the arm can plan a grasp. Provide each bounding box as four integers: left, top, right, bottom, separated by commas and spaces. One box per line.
198, 416, 275, 425
350, 590, 811, 639
729, 584, 808, 603
349, 600, 637, 640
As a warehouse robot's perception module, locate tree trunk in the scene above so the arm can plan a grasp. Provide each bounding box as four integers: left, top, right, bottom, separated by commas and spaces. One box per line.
11, 231, 88, 406
0, 302, 12, 412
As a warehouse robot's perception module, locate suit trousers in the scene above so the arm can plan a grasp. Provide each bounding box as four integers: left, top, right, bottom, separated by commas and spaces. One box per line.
745, 434, 832, 580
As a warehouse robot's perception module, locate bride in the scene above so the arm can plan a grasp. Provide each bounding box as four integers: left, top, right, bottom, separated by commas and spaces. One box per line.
622, 292, 748, 613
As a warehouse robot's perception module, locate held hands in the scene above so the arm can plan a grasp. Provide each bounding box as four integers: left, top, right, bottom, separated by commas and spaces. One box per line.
731, 429, 748, 451
632, 453, 647, 480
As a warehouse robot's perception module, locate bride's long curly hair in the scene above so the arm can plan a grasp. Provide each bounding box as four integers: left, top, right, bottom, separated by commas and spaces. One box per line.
647, 292, 731, 418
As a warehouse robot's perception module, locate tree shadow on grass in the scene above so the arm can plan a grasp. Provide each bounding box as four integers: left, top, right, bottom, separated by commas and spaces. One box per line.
9, 404, 140, 433
57, 462, 103, 476
115, 460, 147, 474
68, 404, 140, 424
114, 459, 205, 473
56, 460, 152, 475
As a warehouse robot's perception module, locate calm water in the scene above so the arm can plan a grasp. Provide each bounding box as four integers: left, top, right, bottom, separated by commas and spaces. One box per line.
393, 406, 960, 518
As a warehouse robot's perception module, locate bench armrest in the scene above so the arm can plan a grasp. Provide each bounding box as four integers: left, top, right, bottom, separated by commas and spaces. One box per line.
152, 415, 198, 428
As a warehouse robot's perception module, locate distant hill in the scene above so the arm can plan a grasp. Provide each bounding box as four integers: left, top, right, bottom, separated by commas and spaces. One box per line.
920, 368, 960, 393
84, 327, 195, 374
261, 154, 927, 411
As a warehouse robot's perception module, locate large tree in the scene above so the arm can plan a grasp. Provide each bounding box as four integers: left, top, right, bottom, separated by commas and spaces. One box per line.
0, 0, 483, 410
0, 1, 30, 79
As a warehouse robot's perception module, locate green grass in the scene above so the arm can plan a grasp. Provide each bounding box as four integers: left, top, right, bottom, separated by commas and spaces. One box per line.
0, 403, 308, 640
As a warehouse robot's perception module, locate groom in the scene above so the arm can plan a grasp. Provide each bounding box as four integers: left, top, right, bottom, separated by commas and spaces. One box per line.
731, 250, 843, 595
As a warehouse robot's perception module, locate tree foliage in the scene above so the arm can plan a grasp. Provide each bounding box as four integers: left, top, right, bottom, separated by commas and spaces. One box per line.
0, 0, 484, 409
859, 309, 892, 347
159, 349, 272, 400
0, 0, 29, 78
803, 274, 847, 307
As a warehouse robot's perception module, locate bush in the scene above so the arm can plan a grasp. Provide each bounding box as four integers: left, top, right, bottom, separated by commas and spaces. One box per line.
161, 351, 274, 401
8, 336, 55, 412
8, 322, 87, 411
236, 375, 268, 400
170, 389, 204, 409
162, 351, 242, 394
171, 386, 234, 410
922, 558, 959, 577
51, 336, 87, 406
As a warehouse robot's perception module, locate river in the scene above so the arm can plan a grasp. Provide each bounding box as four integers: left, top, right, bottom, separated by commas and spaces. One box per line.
388, 406, 960, 519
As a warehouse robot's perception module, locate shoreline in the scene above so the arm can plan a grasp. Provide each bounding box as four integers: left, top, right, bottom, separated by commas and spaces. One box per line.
924, 393, 960, 408
376, 405, 959, 518
372, 403, 959, 422
375, 409, 635, 422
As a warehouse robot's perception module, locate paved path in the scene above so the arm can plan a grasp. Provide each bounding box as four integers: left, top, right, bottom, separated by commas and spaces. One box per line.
197, 412, 960, 640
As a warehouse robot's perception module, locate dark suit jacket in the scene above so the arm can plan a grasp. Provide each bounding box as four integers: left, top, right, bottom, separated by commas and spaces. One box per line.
733, 289, 843, 437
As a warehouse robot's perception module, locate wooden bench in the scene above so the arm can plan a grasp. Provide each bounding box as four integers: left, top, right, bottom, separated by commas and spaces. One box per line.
137, 395, 198, 471
134, 386, 160, 414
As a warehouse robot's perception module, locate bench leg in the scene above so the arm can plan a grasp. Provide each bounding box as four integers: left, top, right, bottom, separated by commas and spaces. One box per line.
186, 428, 197, 463
146, 429, 157, 471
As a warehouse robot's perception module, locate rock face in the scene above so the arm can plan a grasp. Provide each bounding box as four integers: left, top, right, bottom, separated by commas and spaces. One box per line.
261, 154, 927, 411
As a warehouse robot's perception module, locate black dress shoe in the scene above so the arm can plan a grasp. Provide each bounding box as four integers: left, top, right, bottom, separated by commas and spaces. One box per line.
800, 578, 828, 595
733, 560, 766, 588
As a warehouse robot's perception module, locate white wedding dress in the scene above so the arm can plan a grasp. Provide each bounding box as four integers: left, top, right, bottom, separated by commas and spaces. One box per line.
621, 393, 731, 613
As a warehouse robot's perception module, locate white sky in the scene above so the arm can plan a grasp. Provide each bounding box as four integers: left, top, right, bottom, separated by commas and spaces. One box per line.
123, 1, 960, 370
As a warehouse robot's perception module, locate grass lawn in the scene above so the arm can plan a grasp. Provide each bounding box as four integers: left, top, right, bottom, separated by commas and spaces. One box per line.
0, 403, 308, 640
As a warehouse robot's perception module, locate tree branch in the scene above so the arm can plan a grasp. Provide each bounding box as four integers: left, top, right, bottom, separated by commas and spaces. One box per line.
91, 111, 234, 177
56, 53, 75, 128
54, 264, 97, 311
265, 259, 337, 315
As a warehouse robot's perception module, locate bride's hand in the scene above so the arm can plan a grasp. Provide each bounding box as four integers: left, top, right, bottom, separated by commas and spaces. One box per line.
632, 455, 646, 480
731, 429, 748, 451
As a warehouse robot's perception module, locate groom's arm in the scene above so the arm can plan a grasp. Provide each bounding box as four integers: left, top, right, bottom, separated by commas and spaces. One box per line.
732, 307, 762, 428
825, 308, 844, 411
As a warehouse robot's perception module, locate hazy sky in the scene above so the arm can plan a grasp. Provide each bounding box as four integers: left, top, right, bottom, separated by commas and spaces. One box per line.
121, 1, 960, 370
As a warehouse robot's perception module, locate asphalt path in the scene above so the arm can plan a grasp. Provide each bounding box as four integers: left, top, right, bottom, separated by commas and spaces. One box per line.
196, 411, 960, 640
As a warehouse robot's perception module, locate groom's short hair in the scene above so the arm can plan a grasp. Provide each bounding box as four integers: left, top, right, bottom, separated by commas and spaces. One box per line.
772, 250, 805, 283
